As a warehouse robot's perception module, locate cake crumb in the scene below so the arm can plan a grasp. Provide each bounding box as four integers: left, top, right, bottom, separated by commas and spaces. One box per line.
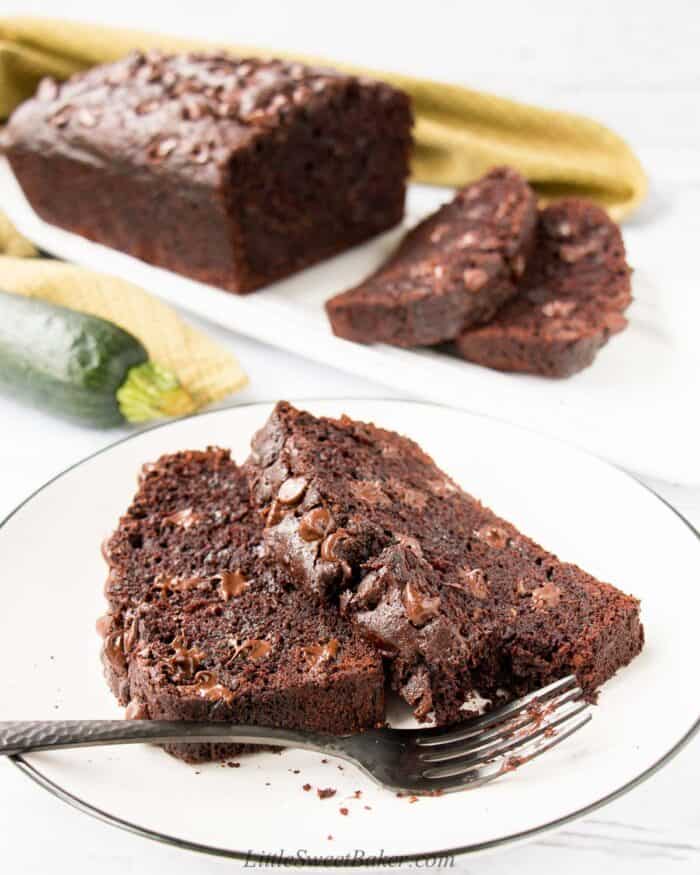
226, 761, 240, 768
303, 783, 312, 792
327, 835, 333, 841
317, 787, 337, 800
409, 795, 419, 803
352, 790, 362, 799
364, 805, 372, 811
339, 807, 349, 816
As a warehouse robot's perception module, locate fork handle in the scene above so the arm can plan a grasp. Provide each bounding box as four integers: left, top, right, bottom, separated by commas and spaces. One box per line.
0, 720, 339, 757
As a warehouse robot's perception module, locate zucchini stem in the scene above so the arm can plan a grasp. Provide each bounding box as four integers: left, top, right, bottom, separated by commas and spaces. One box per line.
117, 362, 196, 423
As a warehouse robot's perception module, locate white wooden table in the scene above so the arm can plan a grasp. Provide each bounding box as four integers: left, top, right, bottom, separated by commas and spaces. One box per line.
0, 0, 698, 871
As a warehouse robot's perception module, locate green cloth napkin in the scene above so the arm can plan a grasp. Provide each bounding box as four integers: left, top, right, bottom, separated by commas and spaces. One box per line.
0, 16, 647, 220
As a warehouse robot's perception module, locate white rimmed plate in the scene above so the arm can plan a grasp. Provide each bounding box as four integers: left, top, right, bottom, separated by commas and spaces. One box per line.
0, 400, 697, 865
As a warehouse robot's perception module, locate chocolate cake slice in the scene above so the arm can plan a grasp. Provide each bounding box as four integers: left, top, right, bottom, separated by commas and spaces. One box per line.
100, 447, 384, 763
246, 402, 644, 725
326, 167, 537, 347
453, 200, 632, 376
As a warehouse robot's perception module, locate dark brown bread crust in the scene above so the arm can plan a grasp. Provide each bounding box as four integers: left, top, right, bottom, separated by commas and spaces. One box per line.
246, 403, 643, 725
454, 200, 632, 376
6, 52, 412, 293
100, 447, 384, 763
325, 168, 537, 347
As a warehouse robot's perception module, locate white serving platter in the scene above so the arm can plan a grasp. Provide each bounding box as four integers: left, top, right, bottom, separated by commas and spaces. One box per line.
1, 160, 697, 484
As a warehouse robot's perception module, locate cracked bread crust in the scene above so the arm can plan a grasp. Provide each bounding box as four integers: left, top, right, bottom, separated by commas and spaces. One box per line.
246, 402, 644, 725
326, 167, 537, 347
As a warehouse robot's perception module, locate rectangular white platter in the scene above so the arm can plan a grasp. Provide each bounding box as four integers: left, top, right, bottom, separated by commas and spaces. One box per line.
1, 158, 697, 484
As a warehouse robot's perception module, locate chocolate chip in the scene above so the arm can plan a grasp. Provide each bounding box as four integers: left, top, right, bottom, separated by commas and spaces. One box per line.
161, 507, 198, 529
277, 476, 308, 506
531, 581, 561, 609
474, 525, 510, 549
303, 639, 339, 669
402, 581, 441, 627
218, 570, 249, 600
237, 638, 271, 660
104, 632, 127, 674
190, 670, 236, 704
446, 568, 489, 599
298, 507, 334, 541
320, 529, 350, 562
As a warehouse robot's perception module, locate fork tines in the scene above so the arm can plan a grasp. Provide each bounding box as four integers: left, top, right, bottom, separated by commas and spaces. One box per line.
413, 675, 592, 789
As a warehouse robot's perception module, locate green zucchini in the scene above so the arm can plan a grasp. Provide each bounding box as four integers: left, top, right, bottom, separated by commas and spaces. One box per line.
0, 290, 194, 427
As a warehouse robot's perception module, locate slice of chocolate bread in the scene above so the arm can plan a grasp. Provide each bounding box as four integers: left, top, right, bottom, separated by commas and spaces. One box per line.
453, 200, 632, 376
100, 447, 384, 763
325, 168, 537, 347
247, 402, 643, 725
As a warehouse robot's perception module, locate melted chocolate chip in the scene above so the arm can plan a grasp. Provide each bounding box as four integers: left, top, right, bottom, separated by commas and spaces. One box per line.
402, 581, 441, 627
236, 638, 272, 661
161, 507, 198, 529
320, 529, 350, 562
104, 632, 127, 675
475, 525, 510, 549
531, 581, 562, 609
303, 638, 340, 669
446, 568, 489, 599
298, 507, 334, 542
189, 670, 235, 704
218, 569, 249, 600
164, 637, 206, 682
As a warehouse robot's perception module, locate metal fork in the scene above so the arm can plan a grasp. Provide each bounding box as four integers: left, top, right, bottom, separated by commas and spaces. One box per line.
0, 675, 590, 794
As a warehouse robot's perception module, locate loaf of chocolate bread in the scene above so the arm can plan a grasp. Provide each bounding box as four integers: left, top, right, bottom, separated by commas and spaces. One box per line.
453, 200, 632, 376
100, 447, 384, 763
326, 168, 537, 347
6, 52, 412, 293
246, 402, 644, 725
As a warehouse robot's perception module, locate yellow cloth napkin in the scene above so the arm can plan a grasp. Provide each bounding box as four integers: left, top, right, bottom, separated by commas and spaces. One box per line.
0, 246, 248, 411
0, 16, 646, 220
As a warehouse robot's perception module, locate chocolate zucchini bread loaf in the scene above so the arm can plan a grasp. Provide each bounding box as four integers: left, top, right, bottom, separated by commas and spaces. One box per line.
454, 200, 632, 376
326, 168, 537, 347
100, 447, 384, 762
5, 51, 412, 293
246, 402, 644, 725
